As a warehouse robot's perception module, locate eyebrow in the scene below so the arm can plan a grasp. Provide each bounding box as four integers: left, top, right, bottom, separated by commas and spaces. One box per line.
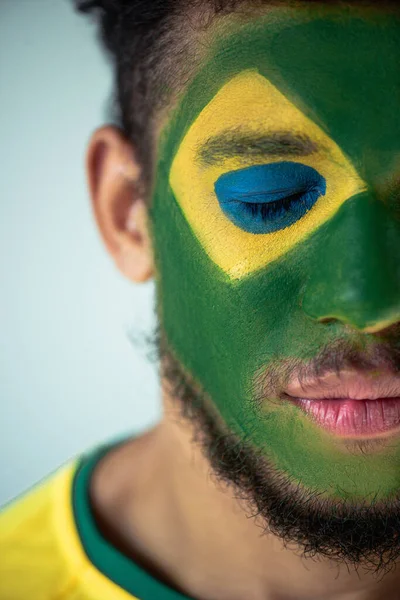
196, 129, 319, 166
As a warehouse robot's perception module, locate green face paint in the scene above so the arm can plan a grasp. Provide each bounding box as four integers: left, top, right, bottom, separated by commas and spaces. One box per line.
149, 6, 400, 501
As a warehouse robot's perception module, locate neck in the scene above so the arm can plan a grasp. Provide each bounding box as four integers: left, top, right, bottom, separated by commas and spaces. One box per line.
91, 388, 400, 600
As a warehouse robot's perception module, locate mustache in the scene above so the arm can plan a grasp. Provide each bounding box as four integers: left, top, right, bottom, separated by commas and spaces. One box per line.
254, 336, 400, 403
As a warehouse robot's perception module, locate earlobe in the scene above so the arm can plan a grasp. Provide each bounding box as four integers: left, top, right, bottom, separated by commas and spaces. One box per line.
86, 125, 154, 283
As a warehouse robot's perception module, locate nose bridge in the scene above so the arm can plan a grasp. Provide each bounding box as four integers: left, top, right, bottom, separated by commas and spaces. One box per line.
301, 192, 400, 332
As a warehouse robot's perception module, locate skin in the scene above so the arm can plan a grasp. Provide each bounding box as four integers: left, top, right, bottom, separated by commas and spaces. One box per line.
86, 3, 400, 599
152, 5, 400, 499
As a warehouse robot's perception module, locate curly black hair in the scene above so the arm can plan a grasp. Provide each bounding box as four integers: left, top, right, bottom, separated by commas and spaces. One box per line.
74, 0, 244, 187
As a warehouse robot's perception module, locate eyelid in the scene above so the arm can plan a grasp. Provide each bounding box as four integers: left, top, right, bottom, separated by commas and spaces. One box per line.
213, 161, 327, 235
219, 186, 317, 204
215, 161, 327, 204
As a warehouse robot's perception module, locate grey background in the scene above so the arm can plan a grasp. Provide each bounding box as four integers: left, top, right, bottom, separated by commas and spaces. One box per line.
0, 0, 159, 506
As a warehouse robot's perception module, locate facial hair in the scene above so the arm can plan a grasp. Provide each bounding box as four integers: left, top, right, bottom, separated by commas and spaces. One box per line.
151, 324, 400, 578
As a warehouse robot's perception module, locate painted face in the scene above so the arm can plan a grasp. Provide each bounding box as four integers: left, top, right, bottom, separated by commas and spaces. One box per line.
149, 6, 400, 501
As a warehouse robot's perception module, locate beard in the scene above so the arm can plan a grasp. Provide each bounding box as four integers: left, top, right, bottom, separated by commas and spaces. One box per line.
149, 323, 400, 579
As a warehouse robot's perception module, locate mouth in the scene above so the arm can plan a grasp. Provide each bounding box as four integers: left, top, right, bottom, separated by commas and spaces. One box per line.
285, 370, 400, 439
288, 396, 400, 438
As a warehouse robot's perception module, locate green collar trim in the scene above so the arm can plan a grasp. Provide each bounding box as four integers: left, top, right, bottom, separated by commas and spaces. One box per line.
72, 438, 192, 600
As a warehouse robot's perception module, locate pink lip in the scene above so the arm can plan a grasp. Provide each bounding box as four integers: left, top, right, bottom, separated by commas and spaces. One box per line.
289, 397, 400, 437
285, 371, 400, 438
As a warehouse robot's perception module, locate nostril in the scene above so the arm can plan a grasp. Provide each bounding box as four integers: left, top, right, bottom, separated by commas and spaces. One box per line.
318, 317, 338, 325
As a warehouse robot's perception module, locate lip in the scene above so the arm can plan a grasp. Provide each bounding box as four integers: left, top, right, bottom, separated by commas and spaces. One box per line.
285, 370, 400, 438
289, 397, 400, 438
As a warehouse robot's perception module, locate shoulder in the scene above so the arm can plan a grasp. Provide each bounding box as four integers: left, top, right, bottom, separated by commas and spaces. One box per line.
0, 437, 139, 600
0, 460, 81, 599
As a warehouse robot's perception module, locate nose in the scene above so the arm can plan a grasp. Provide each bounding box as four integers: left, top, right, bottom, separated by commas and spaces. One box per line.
301, 192, 400, 333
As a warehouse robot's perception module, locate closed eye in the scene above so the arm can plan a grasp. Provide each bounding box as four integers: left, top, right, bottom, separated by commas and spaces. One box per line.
214, 162, 326, 234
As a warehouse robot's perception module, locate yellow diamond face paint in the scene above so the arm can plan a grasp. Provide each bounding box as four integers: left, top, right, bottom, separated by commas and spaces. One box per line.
170, 70, 366, 279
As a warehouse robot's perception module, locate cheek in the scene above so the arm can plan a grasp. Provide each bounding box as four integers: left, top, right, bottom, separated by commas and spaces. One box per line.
150, 181, 310, 419
151, 165, 360, 427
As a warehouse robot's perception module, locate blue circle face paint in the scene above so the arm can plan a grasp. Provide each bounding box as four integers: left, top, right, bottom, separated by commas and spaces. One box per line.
214, 161, 327, 234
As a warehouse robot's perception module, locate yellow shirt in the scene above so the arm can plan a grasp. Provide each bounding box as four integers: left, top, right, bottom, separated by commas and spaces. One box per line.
0, 440, 191, 600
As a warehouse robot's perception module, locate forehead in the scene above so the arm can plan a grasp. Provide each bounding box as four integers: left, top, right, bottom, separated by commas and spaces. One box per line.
161, 5, 400, 178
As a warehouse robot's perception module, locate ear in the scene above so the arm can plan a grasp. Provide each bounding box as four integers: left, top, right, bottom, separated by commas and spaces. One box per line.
86, 125, 154, 283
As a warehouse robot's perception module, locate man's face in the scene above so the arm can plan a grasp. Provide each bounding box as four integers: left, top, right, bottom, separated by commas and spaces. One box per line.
150, 4, 400, 511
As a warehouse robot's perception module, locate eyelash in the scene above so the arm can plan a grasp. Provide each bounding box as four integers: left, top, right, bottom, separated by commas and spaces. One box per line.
241, 190, 308, 220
